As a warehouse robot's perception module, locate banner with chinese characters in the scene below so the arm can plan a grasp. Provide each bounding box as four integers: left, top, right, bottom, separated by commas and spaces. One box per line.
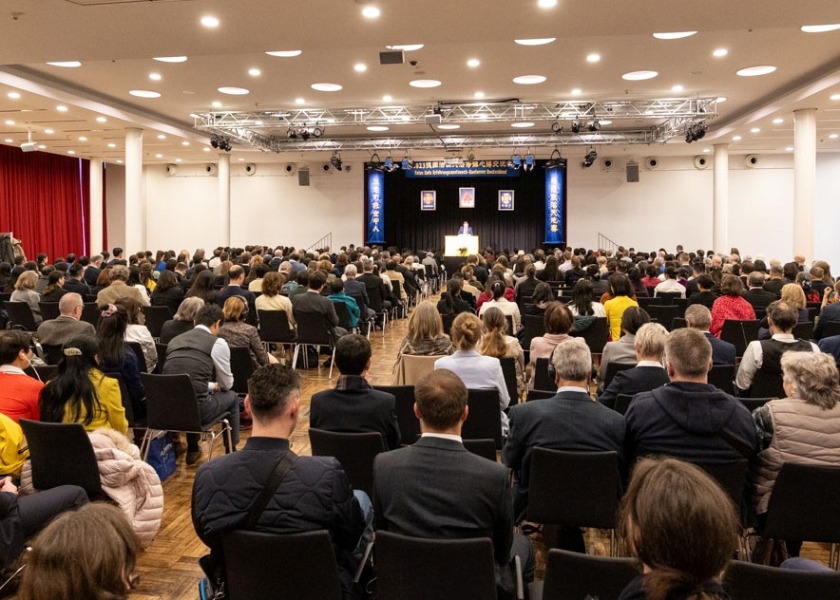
544, 168, 565, 244
404, 160, 520, 178
366, 170, 385, 244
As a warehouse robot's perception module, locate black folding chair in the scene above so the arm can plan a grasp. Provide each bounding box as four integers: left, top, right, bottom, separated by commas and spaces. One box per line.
614, 393, 634, 415
141, 305, 172, 340
792, 321, 813, 340
603, 361, 635, 389
500, 356, 520, 404
530, 548, 640, 600
40, 343, 64, 365
153, 342, 167, 374
533, 358, 554, 392
520, 314, 546, 352
126, 341, 147, 373
373, 385, 420, 444
645, 304, 679, 331
720, 319, 761, 358
462, 439, 497, 462
748, 372, 785, 399
228, 346, 254, 396
309, 428, 385, 496
570, 316, 608, 356
708, 364, 736, 395
526, 389, 555, 402
365, 286, 389, 336
37, 301, 60, 321
291, 311, 337, 379
4, 301, 37, 331
723, 560, 840, 599
256, 309, 296, 355
462, 389, 503, 449
79, 302, 100, 327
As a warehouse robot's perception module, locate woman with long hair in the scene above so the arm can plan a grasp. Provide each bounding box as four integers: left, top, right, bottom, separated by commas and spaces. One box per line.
138, 261, 156, 294
39, 335, 128, 434
480, 306, 525, 396
186, 269, 217, 304
159, 296, 203, 344
397, 300, 453, 358
476, 274, 515, 313
219, 296, 274, 368
126, 266, 149, 302
567, 279, 607, 317
537, 255, 563, 282
121, 297, 157, 372
522, 282, 554, 316
709, 274, 755, 337
436, 279, 473, 316
40, 270, 68, 302
150, 269, 184, 315
604, 273, 639, 341
97, 303, 145, 421
478, 279, 522, 332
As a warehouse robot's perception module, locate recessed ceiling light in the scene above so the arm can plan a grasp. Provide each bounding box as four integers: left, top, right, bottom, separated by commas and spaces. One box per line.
467, 58, 480, 68
354, 63, 368, 73
586, 53, 601, 63
211, 101, 222, 108
474, 91, 485, 99
7, 92, 20, 99
732, 135, 742, 141
203, 147, 211, 152
175, 158, 182, 162
367, 126, 389, 132
96, 116, 107, 123
155, 153, 163, 159
266, 50, 302, 57
157, 134, 166, 140
599, 119, 612, 125
514, 38, 556, 46
44, 129, 54, 134
56, 105, 68, 112
512, 75, 546, 85
218, 87, 249, 95
154, 56, 188, 63
47, 61, 82, 68
652, 32, 697, 40
785, 147, 794, 152
537, 0, 557, 8
67, 150, 76, 155
38, 145, 46, 149
438, 124, 460, 130
3, 138, 11, 144
703, 148, 711, 153
382, 95, 393, 102
801, 24, 840, 33
409, 79, 442, 88
182, 141, 190, 146
254, 120, 263, 125
149, 72, 162, 81
571, 88, 582, 96
772, 118, 784, 125
716, 97, 728, 103
295, 97, 305, 105
129, 90, 161, 98
116, 159, 124, 163
713, 48, 729, 58
750, 127, 761, 133
311, 83, 343, 92
672, 84, 684, 92
385, 44, 424, 51
78, 136, 87, 141
361, 5, 380, 19
4, 120, 14, 126
248, 68, 261, 77
622, 70, 658, 81
238, 157, 245, 162
107, 143, 116, 148
830, 133, 839, 139
511, 121, 535, 128
200, 15, 219, 28
831, 94, 840, 101
736, 65, 777, 77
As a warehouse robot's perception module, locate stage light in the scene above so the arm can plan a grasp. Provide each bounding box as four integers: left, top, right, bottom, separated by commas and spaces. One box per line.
367, 152, 383, 170
383, 155, 400, 172
545, 148, 563, 169
551, 121, 563, 134
571, 120, 581, 134
311, 126, 324, 138
685, 121, 708, 143
524, 151, 535, 171
286, 128, 297, 139
510, 153, 522, 169
582, 147, 597, 167
401, 154, 414, 169
587, 119, 600, 132
300, 129, 311, 141
330, 151, 343, 171
210, 135, 219, 148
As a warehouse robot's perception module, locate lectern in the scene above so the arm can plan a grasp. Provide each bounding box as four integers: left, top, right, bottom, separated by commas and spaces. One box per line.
444, 235, 479, 257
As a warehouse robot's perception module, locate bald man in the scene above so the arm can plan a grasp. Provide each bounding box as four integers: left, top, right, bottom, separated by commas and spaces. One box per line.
35, 293, 96, 348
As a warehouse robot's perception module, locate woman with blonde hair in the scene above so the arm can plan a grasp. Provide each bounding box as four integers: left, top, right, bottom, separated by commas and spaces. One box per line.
10, 270, 42, 324
397, 300, 453, 357
480, 306, 525, 396
219, 296, 275, 368
779, 282, 809, 321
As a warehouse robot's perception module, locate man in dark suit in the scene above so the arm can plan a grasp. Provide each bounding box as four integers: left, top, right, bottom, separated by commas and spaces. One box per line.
215, 264, 257, 326
744, 271, 778, 311
64, 263, 91, 296
813, 299, 840, 340
684, 304, 736, 366
374, 369, 533, 595
357, 261, 390, 312
597, 322, 670, 407
457, 221, 473, 235
311, 334, 400, 449
83, 254, 103, 286
683, 262, 705, 297
503, 338, 625, 549
291, 269, 346, 340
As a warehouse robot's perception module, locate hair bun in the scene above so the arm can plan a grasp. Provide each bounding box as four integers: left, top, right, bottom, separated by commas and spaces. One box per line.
63, 347, 82, 357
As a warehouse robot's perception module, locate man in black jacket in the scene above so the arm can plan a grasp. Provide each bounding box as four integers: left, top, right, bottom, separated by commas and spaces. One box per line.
192, 364, 371, 598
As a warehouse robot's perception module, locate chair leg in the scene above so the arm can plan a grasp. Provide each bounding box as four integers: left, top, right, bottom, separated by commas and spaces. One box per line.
292, 344, 300, 370
328, 347, 336, 380
140, 429, 155, 461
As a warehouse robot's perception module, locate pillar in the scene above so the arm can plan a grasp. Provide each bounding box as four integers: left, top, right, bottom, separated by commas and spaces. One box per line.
218, 153, 231, 246
124, 128, 144, 253
793, 108, 817, 262
89, 157, 104, 255
712, 144, 729, 254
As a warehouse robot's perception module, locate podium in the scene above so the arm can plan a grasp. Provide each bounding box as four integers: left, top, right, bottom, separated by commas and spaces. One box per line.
444, 235, 479, 257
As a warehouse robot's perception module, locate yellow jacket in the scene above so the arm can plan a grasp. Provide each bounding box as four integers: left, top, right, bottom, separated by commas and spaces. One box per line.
63, 369, 129, 435
0, 414, 28, 478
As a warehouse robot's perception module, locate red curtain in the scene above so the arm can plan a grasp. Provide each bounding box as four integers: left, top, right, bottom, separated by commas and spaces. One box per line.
0, 144, 90, 260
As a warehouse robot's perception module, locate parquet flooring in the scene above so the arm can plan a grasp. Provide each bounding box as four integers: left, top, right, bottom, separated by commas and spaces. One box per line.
93, 294, 831, 599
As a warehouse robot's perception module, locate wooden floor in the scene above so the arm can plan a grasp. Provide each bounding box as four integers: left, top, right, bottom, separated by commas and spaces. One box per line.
126, 293, 831, 600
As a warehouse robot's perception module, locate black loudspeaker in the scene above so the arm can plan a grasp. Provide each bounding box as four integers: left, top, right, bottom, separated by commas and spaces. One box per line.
298, 169, 310, 186
626, 163, 640, 183
379, 51, 405, 65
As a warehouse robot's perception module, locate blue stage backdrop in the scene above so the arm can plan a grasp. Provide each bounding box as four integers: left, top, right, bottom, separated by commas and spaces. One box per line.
364, 159, 566, 251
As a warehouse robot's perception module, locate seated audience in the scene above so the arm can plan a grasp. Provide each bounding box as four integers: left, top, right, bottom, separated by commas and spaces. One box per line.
478, 280, 522, 332
617, 457, 738, 600
479, 306, 525, 397
475, 275, 514, 313
216, 265, 257, 326
328, 278, 361, 329
528, 302, 574, 373
39, 335, 128, 434
10, 271, 42, 324
653, 267, 686, 298
291, 270, 347, 343
567, 279, 607, 317
96, 265, 149, 312
185, 270, 217, 305
150, 270, 184, 316
121, 297, 157, 373
744, 271, 777, 311
684, 304, 736, 366
254, 271, 296, 331
397, 300, 453, 357
64, 263, 91, 296
0, 331, 42, 422
686, 273, 717, 309
597, 306, 650, 390
514, 264, 540, 302
35, 292, 96, 351
625, 328, 757, 466
97, 303, 145, 422
436, 279, 473, 316
40, 270, 68, 303
709, 274, 755, 338
159, 296, 203, 345
598, 323, 670, 407
522, 282, 554, 316
374, 369, 534, 596
219, 295, 273, 369
311, 334, 400, 450
604, 274, 639, 341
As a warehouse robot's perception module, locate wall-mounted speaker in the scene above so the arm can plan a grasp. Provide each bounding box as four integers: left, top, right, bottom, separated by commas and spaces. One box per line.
744, 154, 759, 168
165, 164, 178, 176
320, 162, 333, 174
244, 163, 256, 176
645, 157, 659, 170
626, 162, 640, 183
602, 158, 615, 171
205, 163, 217, 176
283, 163, 297, 175
694, 156, 709, 170
298, 168, 310, 186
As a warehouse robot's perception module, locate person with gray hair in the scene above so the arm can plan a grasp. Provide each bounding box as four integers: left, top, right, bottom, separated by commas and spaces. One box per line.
159, 296, 204, 344
684, 304, 736, 365
503, 337, 625, 542
598, 323, 670, 408
35, 292, 96, 348
744, 270, 777, 311
342, 263, 374, 320
625, 328, 757, 467
95, 263, 149, 311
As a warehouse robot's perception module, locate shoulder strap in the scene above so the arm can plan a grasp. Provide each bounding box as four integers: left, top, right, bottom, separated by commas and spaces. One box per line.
241, 450, 297, 530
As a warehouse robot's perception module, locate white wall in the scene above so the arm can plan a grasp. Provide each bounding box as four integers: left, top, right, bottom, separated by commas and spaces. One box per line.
104, 162, 125, 253
105, 153, 840, 267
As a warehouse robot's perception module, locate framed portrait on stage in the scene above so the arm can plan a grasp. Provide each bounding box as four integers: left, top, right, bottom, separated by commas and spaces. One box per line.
459, 187, 475, 208
420, 190, 436, 211
498, 190, 514, 211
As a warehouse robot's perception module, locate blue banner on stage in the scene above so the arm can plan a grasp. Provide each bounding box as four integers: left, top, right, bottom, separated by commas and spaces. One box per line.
405, 160, 520, 178
366, 170, 385, 244
544, 168, 565, 244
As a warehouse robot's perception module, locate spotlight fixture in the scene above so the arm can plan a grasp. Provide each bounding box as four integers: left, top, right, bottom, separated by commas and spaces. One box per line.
523, 150, 535, 172
401, 154, 414, 170
383, 155, 400, 172
545, 148, 563, 169
587, 119, 600, 132
571, 120, 581, 134
209, 134, 232, 151
685, 121, 708, 143
286, 128, 297, 139
311, 125, 324, 138
210, 135, 219, 148
300, 129, 311, 141
551, 121, 564, 134
330, 151, 343, 171
582, 147, 598, 168
467, 151, 475, 162
367, 152, 383, 170
509, 152, 522, 169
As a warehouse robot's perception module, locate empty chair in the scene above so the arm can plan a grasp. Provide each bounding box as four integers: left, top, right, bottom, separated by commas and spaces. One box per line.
141, 305, 172, 340
461, 389, 502, 449
723, 560, 840, 599
19, 419, 103, 499
291, 311, 337, 379
373, 385, 420, 444
309, 428, 385, 496
222, 530, 344, 600
4, 302, 37, 331
37, 301, 61, 321
530, 548, 640, 600
720, 320, 761, 358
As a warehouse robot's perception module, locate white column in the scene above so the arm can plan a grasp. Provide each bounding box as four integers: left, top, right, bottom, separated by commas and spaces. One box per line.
793, 108, 817, 262
124, 128, 144, 254
89, 158, 104, 255
218, 153, 231, 246
712, 144, 729, 254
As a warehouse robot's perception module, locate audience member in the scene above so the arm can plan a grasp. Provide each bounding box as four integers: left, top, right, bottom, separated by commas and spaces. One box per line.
0, 331, 42, 422
684, 304, 736, 366
215, 265, 257, 326
120, 297, 157, 372
528, 302, 574, 373
604, 274, 639, 341
96, 265, 149, 312
480, 306, 525, 396
219, 295, 274, 369
522, 282, 554, 316
185, 270, 217, 305
10, 271, 42, 324
150, 270, 184, 315
709, 274, 755, 337
478, 280, 522, 332
328, 278, 361, 329
97, 302, 145, 422
254, 271, 296, 331
686, 274, 717, 309
598, 323, 670, 407
436, 279, 473, 315
35, 292, 96, 350
159, 297, 203, 345
597, 306, 650, 390
397, 300, 453, 357
567, 279, 606, 317
744, 271, 777, 311
653, 267, 686, 298
291, 270, 347, 345
40, 270, 68, 303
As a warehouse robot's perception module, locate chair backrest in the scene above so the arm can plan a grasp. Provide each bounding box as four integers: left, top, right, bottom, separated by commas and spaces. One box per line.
636, 296, 657, 309
24, 364, 58, 382
375, 531, 497, 600
708, 364, 736, 395
499, 356, 519, 404
504, 314, 514, 335
257, 309, 296, 344
614, 393, 634, 415
373, 385, 420, 443
533, 357, 554, 392
396, 354, 439, 386
40, 344, 64, 366
526, 389, 555, 402
654, 291, 682, 305
19, 419, 102, 498
308, 428, 385, 496
37, 301, 61, 321
693, 460, 749, 508
603, 361, 635, 389
461, 389, 502, 449
570, 316, 608, 354
673, 298, 689, 318
222, 529, 343, 600
441, 312, 456, 335
819, 320, 840, 339
366, 285, 384, 312
228, 346, 253, 395
79, 302, 100, 327
792, 321, 813, 340
332, 301, 354, 330
520, 314, 546, 351
527, 448, 621, 529
645, 304, 679, 331
153, 342, 167, 374
541, 548, 640, 600
4, 301, 37, 331
462, 438, 497, 462
763, 462, 840, 544
293, 310, 334, 346
126, 341, 147, 373
723, 560, 840, 600
141, 305, 172, 338
672, 316, 688, 330
140, 373, 203, 432
749, 372, 785, 399
720, 319, 761, 357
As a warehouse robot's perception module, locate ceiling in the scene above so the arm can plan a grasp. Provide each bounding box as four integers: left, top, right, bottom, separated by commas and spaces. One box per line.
1, 0, 840, 164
